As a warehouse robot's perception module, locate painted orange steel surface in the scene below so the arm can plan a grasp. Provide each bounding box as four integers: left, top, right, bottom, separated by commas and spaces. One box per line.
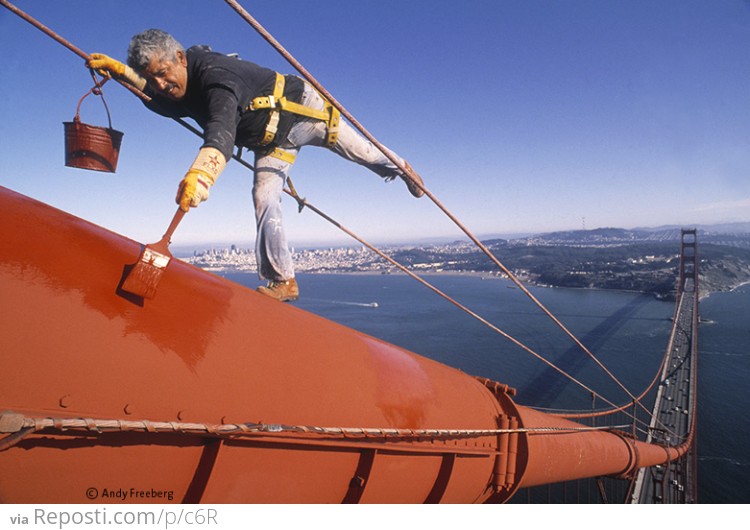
0, 186, 682, 503
513, 407, 684, 488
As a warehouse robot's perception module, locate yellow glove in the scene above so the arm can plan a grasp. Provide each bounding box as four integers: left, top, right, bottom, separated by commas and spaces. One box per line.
176, 170, 214, 212
175, 147, 227, 212
87, 53, 125, 78
86, 53, 146, 90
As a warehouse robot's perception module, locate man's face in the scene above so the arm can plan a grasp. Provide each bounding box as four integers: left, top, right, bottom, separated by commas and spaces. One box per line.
142, 50, 188, 100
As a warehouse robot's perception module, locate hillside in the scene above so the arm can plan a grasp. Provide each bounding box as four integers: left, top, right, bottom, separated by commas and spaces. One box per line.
387, 229, 750, 298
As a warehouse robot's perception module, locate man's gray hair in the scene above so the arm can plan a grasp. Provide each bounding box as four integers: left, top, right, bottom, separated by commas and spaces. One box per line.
127, 29, 185, 72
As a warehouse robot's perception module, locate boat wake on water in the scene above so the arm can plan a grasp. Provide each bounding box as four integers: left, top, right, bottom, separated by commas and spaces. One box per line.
698, 456, 748, 467
306, 298, 379, 308
701, 350, 748, 357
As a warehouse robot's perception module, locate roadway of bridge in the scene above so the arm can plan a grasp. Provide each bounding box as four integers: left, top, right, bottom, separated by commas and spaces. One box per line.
631, 279, 697, 503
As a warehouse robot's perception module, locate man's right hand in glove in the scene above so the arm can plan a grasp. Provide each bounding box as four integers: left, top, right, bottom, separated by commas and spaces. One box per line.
86, 53, 146, 90
87, 53, 126, 77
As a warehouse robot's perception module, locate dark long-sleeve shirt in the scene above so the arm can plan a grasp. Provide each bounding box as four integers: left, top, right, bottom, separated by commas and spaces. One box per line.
144, 46, 304, 160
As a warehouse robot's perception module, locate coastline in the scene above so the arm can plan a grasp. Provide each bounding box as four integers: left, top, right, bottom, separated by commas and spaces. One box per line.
187, 254, 750, 302
700, 279, 750, 301
206, 267, 688, 301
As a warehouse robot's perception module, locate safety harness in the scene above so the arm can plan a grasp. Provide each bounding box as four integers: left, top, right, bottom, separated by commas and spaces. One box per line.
248, 73, 340, 164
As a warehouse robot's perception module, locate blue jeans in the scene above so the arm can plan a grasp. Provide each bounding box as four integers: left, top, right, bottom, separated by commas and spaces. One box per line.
253, 81, 406, 281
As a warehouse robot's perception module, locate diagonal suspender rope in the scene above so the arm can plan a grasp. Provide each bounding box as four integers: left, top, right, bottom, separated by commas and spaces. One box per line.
222, 0, 642, 407
281, 179, 637, 417
283, 174, 667, 432
284, 182, 673, 436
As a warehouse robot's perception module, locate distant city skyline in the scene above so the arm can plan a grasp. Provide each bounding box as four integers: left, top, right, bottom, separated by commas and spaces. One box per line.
2, 1, 749, 247
170, 220, 750, 259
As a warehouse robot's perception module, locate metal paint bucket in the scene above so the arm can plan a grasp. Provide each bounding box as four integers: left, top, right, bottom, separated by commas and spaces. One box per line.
64, 81, 123, 173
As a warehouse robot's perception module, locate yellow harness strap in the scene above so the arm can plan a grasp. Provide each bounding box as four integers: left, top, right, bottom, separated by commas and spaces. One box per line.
253, 73, 286, 147
249, 73, 341, 149
267, 147, 296, 164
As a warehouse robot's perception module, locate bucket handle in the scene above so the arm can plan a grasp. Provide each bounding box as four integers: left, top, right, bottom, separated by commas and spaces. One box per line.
74, 70, 114, 129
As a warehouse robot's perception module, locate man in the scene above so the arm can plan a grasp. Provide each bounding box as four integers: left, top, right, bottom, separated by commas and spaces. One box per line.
88, 29, 424, 302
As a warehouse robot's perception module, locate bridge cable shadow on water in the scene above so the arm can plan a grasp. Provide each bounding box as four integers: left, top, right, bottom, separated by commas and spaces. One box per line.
521, 294, 655, 407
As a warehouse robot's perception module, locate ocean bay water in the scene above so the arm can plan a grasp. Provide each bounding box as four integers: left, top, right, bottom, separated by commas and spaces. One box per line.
695, 284, 750, 503
221, 271, 749, 503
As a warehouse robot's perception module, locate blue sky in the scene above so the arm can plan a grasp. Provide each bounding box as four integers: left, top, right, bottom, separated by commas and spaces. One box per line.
1, 0, 750, 247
